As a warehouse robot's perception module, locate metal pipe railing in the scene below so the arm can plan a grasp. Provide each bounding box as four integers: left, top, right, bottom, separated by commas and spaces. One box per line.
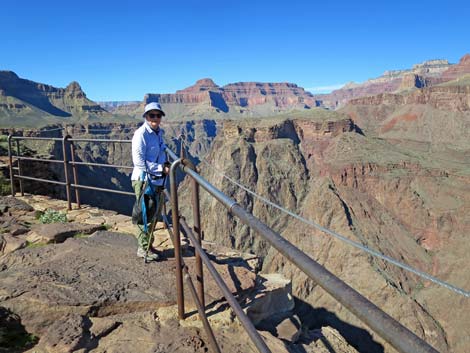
13, 175, 67, 186
15, 140, 24, 196
69, 138, 132, 143
8, 135, 15, 196
15, 156, 64, 164
169, 158, 185, 320
11, 136, 63, 141
70, 141, 81, 207
8, 134, 135, 206
161, 213, 222, 353
174, 160, 439, 353
69, 161, 133, 170
180, 158, 205, 307
182, 265, 222, 353
70, 183, 135, 196
62, 135, 72, 210
179, 217, 271, 353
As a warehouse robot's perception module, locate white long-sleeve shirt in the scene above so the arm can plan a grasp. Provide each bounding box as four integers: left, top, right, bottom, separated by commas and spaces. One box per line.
131, 122, 167, 186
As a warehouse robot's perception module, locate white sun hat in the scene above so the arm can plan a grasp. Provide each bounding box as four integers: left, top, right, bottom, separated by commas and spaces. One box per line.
143, 102, 166, 117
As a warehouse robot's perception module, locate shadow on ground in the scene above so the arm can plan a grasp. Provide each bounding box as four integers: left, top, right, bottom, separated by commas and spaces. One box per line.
293, 297, 384, 353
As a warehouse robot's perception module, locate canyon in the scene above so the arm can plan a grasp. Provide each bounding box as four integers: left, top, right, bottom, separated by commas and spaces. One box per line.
0, 54, 469, 353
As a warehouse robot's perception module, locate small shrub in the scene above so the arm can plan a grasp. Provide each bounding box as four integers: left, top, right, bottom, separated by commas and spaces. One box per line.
0, 175, 11, 196
35, 210, 44, 220
39, 209, 67, 224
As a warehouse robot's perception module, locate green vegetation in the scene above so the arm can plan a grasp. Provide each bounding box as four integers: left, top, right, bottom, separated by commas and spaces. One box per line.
25, 241, 47, 249
0, 330, 38, 351
0, 307, 38, 351
0, 135, 9, 156
38, 209, 67, 224
0, 135, 39, 157
0, 174, 11, 196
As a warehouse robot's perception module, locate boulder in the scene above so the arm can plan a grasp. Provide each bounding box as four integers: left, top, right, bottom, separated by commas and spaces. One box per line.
0, 234, 27, 255
26, 222, 105, 244
244, 273, 294, 325
275, 315, 302, 342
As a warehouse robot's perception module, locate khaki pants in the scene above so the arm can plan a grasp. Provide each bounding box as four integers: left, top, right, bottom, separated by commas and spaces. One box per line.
132, 180, 164, 250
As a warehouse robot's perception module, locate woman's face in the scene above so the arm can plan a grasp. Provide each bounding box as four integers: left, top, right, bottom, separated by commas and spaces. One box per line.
145, 110, 162, 129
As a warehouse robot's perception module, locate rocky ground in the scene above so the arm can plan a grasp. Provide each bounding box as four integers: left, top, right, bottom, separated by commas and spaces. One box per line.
0, 194, 359, 353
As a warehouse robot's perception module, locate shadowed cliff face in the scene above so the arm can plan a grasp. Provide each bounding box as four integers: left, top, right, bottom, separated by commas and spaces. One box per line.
189, 124, 309, 257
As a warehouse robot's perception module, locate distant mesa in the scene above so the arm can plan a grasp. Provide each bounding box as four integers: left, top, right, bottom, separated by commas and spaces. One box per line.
177, 78, 220, 93
0, 71, 109, 125
138, 79, 318, 118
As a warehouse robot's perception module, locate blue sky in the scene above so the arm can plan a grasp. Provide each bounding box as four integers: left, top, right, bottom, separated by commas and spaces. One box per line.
2, 0, 469, 101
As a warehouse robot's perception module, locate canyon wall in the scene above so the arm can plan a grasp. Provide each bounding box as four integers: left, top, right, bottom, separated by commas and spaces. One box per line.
176, 110, 468, 353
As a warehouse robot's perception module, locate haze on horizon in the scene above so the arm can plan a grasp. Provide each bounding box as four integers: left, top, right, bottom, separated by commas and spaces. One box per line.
2, 0, 469, 101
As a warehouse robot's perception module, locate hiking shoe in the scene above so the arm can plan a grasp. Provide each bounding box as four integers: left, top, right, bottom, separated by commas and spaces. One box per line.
137, 247, 160, 261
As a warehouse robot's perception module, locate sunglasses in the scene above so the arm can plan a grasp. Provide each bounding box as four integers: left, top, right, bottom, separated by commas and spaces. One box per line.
148, 113, 162, 119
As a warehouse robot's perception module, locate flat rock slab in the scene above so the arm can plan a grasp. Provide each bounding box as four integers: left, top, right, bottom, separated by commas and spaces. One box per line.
0, 196, 34, 213
26, 222, 106, 244
0, 231, 256, 336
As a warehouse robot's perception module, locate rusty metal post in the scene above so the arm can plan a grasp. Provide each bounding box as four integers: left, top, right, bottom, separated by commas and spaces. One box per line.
181, 159, 205, 308
192, 177, 205, 307
69, 141, 81, 208
15, 140, 24, 196
182, 266, 222, 353
170, 158, 184, 319
161, 210, 222, 353
7, 135, 15, 196
179, 217, 272, 353
180, 136, 185, 159
62, 135, 72, 210
162, 201, 168, 229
